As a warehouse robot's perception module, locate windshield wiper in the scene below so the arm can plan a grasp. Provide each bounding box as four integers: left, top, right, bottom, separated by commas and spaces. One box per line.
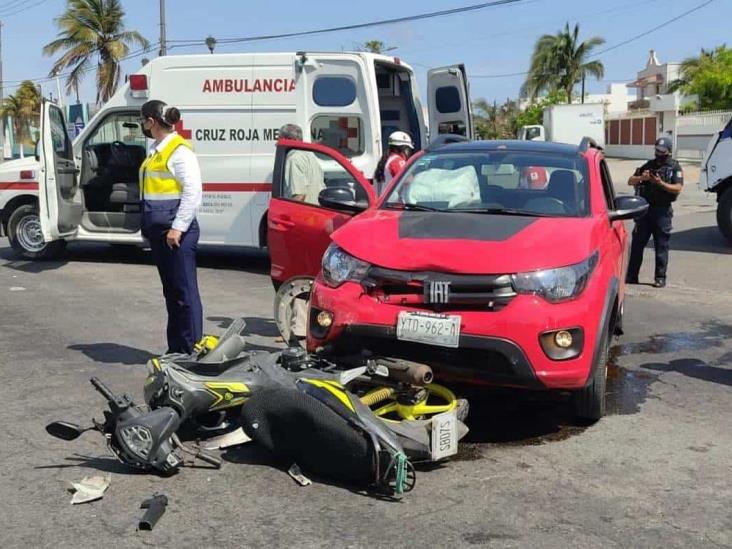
383, 202, 444, 212
449, 207, 556, 217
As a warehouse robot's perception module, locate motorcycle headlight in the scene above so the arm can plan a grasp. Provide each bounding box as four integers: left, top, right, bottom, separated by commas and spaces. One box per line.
512, 252, 598, 303
321, 243, 371, 288
119, 424, 153, 459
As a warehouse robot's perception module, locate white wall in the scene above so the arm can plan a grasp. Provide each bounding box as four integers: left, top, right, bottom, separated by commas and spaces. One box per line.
605, 144, 655, 160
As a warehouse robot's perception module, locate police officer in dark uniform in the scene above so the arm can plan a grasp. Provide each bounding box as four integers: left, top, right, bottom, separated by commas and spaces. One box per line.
626, 136, 684, 288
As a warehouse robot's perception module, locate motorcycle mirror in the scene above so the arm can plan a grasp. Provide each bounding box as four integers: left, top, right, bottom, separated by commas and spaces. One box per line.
46, 421, 85, 441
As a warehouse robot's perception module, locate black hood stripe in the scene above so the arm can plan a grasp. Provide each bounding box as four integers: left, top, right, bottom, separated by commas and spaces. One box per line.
398, 212, 536, 241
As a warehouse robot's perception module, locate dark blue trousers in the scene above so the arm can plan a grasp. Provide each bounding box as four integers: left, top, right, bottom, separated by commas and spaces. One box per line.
627, 206, 673, 281
148, 221, 203, 354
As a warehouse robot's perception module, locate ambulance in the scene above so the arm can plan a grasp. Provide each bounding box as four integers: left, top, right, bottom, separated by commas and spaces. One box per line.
0, 52, 473, 259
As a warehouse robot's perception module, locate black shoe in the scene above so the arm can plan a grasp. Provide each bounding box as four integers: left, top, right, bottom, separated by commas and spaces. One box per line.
626, 276, 639, 284
653, 278, 666, 288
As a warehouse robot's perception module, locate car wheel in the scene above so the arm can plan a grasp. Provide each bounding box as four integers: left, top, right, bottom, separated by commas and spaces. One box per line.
273, 277, 314, 347
7, 204, 66, 260
572, 331, 609, 424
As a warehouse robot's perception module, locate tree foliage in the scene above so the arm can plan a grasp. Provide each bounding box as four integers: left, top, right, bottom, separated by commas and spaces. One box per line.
43, 0, 149, 104
0, 81, 42, 146
523, 22, 605, 103
668, 45, 732, 111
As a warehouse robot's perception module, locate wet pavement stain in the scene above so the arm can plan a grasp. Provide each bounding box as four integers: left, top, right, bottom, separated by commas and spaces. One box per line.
606, 345, 660, 416
619, 321, 732, 355
448, 323, 732, 458
454, 343, 663, 451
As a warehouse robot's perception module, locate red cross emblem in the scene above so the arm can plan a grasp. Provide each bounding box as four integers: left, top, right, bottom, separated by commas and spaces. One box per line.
174, 120, 192, 139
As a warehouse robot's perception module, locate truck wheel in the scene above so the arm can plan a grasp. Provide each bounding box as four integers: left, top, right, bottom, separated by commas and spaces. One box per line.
7, 204, 66, 260
716, 189, 732, 245
572, 331, 609, 424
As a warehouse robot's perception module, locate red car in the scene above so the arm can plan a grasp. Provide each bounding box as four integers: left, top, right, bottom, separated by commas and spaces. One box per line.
268, 138, 648, 421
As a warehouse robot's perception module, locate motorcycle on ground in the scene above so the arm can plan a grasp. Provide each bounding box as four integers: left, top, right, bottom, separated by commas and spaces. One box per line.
47, 318, 469, 496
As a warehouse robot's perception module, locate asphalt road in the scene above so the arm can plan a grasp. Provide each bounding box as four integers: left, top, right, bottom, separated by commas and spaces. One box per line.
1, 159, 731, 548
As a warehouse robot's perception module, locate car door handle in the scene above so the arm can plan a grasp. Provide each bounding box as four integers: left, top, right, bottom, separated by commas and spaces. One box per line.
270, 217, 295, 230
58, 166, 80, 175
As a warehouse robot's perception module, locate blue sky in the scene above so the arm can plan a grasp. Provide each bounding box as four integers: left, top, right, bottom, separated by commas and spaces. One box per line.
0, 0, 727, 105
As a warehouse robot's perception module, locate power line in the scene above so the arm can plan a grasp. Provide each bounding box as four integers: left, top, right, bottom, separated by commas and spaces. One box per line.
2, 43, 158, 88
469, 0, 717, 80
593, 0, 716, 56
166, 0, 531, 49
0, 0, 51, 18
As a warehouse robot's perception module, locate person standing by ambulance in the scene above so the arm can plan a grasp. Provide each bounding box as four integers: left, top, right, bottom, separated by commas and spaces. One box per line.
374, 131, 414, 195
139, 100, 203, 354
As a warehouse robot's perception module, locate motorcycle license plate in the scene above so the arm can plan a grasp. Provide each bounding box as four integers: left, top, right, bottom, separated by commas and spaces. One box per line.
431, 409, 458, 461
396, 311, 460, 348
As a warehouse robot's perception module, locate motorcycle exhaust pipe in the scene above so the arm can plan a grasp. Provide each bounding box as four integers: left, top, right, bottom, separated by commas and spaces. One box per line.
385, 360, 433, 386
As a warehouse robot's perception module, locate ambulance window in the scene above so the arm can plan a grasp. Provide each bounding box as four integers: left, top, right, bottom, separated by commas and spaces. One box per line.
313, 76, 357, 107
87, 112, 145, 146
49, 107, 72, 160
311, 116, 364, 157
436, 86, 461, 114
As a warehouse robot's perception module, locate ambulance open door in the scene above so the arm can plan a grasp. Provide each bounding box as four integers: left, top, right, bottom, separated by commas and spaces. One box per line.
293, 52, 379, 176
38, 100, 82, 241
426, 64, 474, 143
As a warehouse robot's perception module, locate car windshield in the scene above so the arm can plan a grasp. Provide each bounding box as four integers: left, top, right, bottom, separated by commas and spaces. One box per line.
383, 150, 590, 217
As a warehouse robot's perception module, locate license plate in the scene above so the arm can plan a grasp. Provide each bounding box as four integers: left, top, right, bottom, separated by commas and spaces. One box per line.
396, 311, 460, 348
431, 409, 458, 461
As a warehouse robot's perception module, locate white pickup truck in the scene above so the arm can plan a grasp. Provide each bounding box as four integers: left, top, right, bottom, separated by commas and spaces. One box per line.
699, 116, 732, 244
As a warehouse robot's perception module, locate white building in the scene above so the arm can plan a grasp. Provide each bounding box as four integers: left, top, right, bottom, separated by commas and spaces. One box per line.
581, 83, 635, 113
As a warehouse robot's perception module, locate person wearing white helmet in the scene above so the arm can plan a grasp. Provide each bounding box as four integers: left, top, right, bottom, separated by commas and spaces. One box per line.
374, 130, 414, 195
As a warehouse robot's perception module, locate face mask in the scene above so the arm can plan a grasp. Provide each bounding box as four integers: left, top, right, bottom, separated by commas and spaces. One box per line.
142, 127, 153, 139
655, 151, 669, 162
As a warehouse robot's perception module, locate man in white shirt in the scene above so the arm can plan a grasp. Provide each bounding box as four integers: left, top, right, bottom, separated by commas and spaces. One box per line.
280, 124, 324, 205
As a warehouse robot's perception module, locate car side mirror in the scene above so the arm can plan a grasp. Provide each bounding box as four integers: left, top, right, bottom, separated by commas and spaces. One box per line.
34, 140, 40, 162
609, 195, 648, 222
318, 187, 368, 213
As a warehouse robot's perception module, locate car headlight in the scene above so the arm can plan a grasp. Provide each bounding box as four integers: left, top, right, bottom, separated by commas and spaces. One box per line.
512, 252, 598, 303
321, 243, 371, 288
119, 424, 153, 458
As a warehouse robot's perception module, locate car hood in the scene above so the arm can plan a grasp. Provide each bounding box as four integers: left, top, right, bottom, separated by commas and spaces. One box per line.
331, 209, 601, 274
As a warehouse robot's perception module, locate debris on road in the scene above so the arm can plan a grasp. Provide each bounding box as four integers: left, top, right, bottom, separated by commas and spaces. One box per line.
67, 474, 111, 505
138, 493, 168, 531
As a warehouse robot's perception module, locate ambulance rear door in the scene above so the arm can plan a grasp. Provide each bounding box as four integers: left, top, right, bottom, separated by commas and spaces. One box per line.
294, 52, 379, 178
426, 64, 474, 142
38, 100, 82, 241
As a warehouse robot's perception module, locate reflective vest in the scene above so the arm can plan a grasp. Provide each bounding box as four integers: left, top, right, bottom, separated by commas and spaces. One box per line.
139, 134, 192, 236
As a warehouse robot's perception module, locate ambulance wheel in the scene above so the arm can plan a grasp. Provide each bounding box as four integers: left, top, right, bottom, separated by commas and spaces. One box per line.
7, 204, 66, 260
273, 277, 314, 347
716, 188, 732, 245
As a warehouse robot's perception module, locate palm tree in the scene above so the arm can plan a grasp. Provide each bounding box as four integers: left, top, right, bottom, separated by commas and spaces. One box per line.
360, 40, 396, 54
43, 0, 149, 104
668, 46, 718, 93
524, 23, 605, 103
0, 81, 42, 148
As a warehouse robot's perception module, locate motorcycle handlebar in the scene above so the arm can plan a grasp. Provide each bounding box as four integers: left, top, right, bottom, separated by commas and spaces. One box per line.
90, 377, 116, 402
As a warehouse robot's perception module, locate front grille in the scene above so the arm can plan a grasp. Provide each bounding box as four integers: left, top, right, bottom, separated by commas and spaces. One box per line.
361, 266, 516, 311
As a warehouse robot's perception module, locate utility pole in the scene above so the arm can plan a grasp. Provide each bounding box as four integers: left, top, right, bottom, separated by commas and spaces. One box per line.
0, 20, 5, 162
581, 73, 586, 104
159, 0, 167, 56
